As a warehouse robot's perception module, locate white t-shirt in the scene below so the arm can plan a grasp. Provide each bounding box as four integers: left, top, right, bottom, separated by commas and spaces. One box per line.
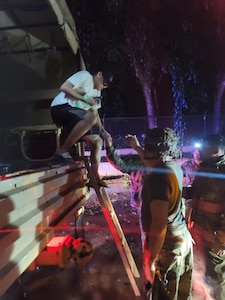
51, 70, 101, 110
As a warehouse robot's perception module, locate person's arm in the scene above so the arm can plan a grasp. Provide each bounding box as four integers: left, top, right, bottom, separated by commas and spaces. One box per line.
104, 134, 143, 174
125, 134, 145, 161
143, 200, 168, 283
60, 81, 95, 106
95, 111, 111, 139
107, 146, 130, 173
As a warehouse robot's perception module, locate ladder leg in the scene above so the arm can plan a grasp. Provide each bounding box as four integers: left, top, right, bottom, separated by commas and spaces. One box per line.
101, 187, 140, 278
84, 157, 141, 297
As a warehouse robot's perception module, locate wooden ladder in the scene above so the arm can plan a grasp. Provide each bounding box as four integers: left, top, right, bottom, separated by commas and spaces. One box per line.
83, 156, 141, 297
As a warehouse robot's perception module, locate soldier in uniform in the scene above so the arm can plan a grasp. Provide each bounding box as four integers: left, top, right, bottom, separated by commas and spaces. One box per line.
105, 128, 193, 299
139, 128, 193, 300
181, 148, 201, 221
107, 151, 143, 210
106, 135, 145, 247
190, 134, 225, 300
182, 148, 201, 188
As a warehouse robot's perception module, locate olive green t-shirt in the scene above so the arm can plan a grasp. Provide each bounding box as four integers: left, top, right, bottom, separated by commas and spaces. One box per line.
141, 161, 185, 233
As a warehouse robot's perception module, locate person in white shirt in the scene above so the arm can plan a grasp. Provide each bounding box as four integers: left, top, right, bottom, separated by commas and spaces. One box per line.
51, 66, 113, 187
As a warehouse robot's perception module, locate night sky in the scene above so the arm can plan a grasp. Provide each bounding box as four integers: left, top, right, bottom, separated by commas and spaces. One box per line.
70, 0, 225, 119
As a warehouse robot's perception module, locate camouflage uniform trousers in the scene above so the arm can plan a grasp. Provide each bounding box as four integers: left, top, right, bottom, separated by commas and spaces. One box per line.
143, 228, 193, 300
191, 227, 225, 300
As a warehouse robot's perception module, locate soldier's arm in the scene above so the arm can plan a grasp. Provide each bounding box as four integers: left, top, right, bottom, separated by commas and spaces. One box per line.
106, 145, 143, 174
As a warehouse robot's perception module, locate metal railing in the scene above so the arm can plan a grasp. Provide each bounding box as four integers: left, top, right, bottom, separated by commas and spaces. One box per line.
98, 114, 220, 149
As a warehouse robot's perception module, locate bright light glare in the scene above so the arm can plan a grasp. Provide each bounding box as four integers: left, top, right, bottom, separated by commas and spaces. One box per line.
194, 142, 201, 148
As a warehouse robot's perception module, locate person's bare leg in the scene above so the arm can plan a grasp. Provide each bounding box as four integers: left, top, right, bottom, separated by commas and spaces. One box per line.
83, 134, 108, 187
57, 109, 97, 154
83, 134, 102, 179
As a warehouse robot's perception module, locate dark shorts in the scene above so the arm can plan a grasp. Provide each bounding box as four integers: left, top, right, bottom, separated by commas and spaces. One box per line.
51, 104, 92, 136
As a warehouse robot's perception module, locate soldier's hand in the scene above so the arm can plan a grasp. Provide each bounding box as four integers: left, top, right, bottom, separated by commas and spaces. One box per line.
125, 134, 141, 150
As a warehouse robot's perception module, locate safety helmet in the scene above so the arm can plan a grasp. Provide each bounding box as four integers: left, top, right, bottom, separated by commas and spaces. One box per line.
144, 127, 178, 158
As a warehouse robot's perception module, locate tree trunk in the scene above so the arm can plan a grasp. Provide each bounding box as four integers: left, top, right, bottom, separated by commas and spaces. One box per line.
213, 77, 225, 134
143, 83, 157, 128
